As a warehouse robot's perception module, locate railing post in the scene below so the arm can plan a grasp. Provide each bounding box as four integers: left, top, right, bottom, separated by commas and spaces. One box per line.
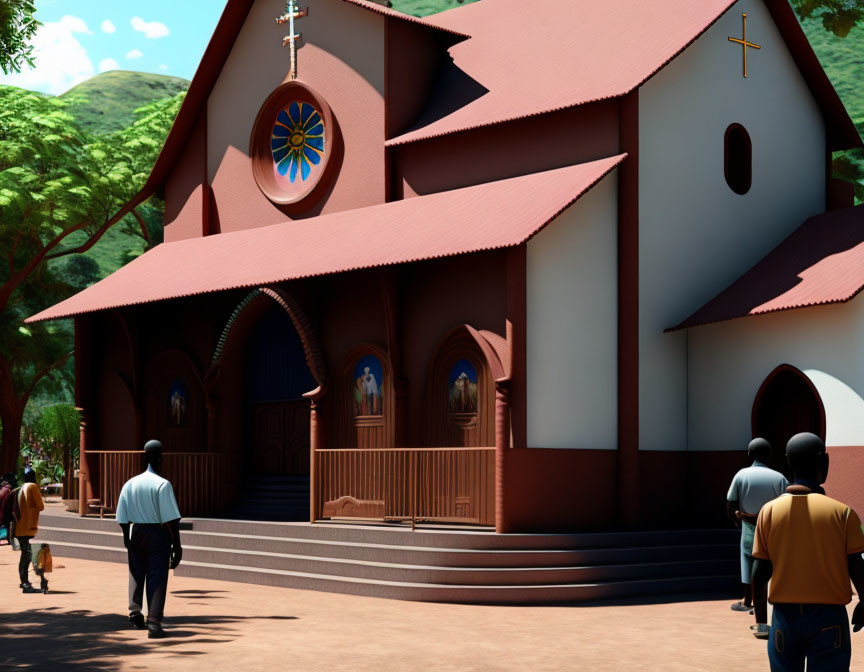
77, 414, 90, 517
304, 386, 324, 524
495, 379, 512, 533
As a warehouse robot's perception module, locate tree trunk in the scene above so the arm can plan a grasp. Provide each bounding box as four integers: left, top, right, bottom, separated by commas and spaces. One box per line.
0, 407, 23, 475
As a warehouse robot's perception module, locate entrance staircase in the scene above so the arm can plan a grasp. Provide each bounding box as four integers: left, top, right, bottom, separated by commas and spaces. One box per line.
228, 475, 310, 521
35, 511, 739, 604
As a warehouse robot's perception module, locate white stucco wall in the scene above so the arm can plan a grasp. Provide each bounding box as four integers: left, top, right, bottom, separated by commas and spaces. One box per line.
638, 0, 827, 451
526, 172, 618, 449
687, 299, 864, 451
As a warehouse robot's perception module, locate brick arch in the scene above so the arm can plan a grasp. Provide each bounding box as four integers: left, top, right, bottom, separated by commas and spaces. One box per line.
752, 363, 826, 471
210, 286, 326, 386
424, 325, 505, 447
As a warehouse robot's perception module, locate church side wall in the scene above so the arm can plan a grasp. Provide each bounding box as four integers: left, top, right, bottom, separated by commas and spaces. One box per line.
207, 0, 385, 232
525, 172, 618, 450
687, 299, 864, 512
638, 0, 826, 453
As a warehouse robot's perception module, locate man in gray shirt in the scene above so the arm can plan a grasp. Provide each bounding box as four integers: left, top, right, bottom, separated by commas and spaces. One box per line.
726, 437, 788, 614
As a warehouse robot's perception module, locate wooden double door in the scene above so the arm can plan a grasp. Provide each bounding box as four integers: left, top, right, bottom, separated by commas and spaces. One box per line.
248, 400, 311, 475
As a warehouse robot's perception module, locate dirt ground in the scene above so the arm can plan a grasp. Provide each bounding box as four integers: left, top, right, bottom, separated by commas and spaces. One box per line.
1, 550, 862, 671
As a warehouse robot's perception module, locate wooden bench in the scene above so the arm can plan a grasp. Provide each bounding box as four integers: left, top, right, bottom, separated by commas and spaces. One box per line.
87, 499, 111, 519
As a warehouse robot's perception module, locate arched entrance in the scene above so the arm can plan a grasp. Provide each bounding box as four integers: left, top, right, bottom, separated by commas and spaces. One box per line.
244, 304, 317, 476
751, 364, 826, 474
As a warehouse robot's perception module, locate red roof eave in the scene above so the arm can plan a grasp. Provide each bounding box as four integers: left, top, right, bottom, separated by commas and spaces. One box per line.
27, 155, 626, 323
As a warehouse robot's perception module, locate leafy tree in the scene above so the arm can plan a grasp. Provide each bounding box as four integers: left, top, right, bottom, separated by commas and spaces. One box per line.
0, 0, 39, 75
789, 0, 864, 37
0, 87, 185, 472
23, 403, 79, 491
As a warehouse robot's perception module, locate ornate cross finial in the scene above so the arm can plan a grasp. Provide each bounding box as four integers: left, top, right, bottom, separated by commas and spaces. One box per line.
277, 0, 308, 79
728, 13, 761, 78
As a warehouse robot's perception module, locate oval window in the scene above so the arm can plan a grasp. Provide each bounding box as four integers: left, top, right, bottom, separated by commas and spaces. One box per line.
724, 123, 752, 195
250, 81, 337, 208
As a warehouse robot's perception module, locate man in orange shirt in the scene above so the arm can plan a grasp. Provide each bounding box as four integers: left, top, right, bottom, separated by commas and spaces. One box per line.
752, 432, 864, 671
14, 467, 45, 593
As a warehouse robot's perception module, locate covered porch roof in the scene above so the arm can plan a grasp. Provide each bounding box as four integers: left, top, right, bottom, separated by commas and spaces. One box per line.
669, 205, 864, 330
27, 155, 625, 324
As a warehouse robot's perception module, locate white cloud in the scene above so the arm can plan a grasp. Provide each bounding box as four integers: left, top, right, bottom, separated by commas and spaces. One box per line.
98, 58, 119, 72
125, 49, 143, 60
101, 19, 116, 34
158, 64, 168, 71
0, 15, 94, 94
130, 17, 170, 39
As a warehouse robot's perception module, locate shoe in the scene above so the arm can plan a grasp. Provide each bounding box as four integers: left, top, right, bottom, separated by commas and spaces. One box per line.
21, 583, 40, 594
147, 623, 169, 639
731, 601, 752, 612
129, 612, 146, 629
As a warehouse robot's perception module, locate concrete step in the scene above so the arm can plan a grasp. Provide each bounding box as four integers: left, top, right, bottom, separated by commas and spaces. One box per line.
174, 561, 738, 604
35, 525, 737, 569
182, 518, 739, 550
176, 547, 733, 585
38, 513, 739, 550
34, 514, 739, 604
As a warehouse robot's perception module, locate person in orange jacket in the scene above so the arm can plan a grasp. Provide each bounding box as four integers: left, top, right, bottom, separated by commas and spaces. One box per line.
14, 467, 45, 593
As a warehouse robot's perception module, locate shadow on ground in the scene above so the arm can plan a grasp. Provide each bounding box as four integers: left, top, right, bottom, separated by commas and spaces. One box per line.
0, 607, 299, 671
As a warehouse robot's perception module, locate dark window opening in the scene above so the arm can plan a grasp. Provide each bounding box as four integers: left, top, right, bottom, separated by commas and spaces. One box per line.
725, 123, 752, 195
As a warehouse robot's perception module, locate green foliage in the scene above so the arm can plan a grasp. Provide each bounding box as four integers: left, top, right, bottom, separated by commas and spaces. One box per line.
0, 84, 184, 469
61, 71, 190, 136
390, 0, 476, 17
0, 0, 39, 75
789, 0, 864, 37
19, 402, 79, 486
29, 403, 79, 464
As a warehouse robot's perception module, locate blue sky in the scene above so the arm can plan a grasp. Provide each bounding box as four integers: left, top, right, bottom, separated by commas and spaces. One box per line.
0, 0, 231, 94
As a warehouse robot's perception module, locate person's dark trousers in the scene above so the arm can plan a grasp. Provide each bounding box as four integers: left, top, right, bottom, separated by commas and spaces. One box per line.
16, 536, 32, 584
768, 603, 851, 672
127, 524, 172, 624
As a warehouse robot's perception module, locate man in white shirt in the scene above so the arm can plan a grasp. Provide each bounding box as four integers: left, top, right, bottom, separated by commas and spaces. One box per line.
116, 440, 182, 639
726, 437, 788, 614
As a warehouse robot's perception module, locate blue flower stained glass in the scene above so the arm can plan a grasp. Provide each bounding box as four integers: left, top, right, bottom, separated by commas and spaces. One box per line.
271, 101, 325, 183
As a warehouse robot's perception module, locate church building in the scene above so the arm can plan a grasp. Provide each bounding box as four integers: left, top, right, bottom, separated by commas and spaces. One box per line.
29, 0, 864, 533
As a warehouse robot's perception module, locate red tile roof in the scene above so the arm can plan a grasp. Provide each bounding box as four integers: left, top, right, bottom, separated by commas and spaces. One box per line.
343, 0, 469, 38
389, 0, 861, 150
27, 155, 625, 323
670, 205, 864, 331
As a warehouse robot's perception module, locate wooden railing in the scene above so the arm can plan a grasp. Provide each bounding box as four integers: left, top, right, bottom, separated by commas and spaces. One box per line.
315, 447, 496, 527
89, 451, 228, 517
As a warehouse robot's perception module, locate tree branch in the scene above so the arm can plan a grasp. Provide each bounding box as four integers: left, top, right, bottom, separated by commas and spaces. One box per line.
44, 215, 116, 261
129, 207, 150, 243
20, 350, 73, 410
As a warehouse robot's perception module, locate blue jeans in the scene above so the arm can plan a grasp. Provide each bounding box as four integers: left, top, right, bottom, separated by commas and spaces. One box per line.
769, 603, 851, 672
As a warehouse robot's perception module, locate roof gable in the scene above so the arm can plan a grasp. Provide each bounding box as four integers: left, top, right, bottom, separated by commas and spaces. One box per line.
136, 0, 466, 204
388, 0, 860, 149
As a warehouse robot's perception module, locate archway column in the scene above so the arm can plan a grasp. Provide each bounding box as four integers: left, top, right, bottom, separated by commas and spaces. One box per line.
494, 378, 512, 533
304, 386, 324, 522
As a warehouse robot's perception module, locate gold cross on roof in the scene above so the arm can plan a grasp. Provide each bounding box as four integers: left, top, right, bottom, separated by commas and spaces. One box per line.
728, 13, 761, 78
277, 0, 308, 80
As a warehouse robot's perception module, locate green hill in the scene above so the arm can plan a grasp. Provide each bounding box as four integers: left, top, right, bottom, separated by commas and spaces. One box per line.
59, 70, 189, 135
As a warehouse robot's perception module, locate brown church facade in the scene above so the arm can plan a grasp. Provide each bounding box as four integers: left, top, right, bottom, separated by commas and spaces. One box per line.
31, 0, 864, 533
